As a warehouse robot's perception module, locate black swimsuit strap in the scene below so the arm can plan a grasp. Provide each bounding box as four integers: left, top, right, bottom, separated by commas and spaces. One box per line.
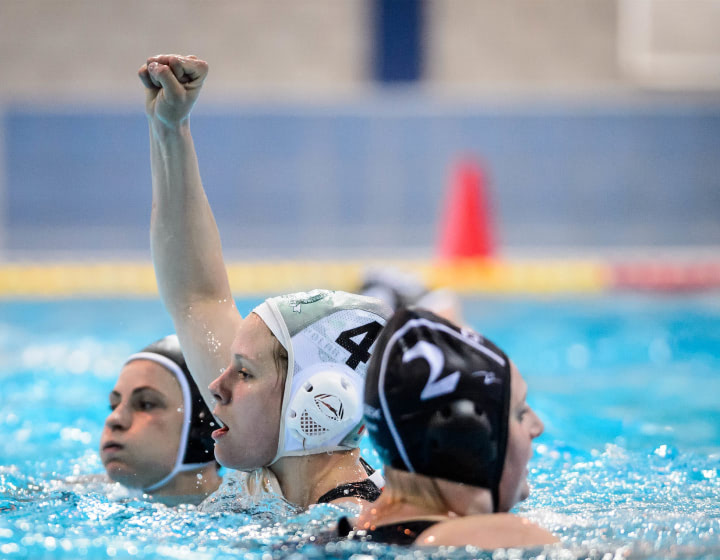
316, 457, 383, 504
337, 518, 440, 545
359, 457, 375, 475
317, 478, 382, 504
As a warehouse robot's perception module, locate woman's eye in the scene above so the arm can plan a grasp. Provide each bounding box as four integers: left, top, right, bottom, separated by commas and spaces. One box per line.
237, 368, 251, 379
109, 403, 118, 411
139, 401, 157, 411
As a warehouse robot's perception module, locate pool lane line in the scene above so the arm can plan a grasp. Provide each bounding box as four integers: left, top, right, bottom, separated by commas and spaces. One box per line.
1, 259, 719, 298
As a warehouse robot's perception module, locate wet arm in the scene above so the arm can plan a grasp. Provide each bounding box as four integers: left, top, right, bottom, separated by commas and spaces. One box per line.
141, 55, 240, 408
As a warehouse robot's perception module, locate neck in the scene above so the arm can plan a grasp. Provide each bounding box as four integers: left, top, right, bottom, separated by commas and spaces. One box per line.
270, 448, 366, 508
356, 470, 493, 529
357, 488, 450, 529
149, 463, 222, 506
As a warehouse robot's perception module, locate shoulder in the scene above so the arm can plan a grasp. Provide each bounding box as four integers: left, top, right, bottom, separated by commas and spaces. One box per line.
415, 513, 558, 548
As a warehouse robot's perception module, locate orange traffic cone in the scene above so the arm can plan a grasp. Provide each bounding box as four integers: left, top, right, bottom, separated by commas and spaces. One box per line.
437, 158, 495, 260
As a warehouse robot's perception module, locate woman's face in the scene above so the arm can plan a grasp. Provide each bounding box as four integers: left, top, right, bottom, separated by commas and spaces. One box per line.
497, 363, 544, 512
208, 313, 284, 470
100, 360, 184, 489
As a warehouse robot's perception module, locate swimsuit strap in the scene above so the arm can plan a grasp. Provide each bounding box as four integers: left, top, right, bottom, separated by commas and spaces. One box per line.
317, 478, 382, 504
338, 518, 440, 545
360, 456, 385, 489
316, 457, 384, 504
364, 520, 439, 544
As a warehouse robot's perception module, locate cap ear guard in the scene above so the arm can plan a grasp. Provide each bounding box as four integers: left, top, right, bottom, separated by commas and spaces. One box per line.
286, 362, 362, 448
423, 400, 499, 490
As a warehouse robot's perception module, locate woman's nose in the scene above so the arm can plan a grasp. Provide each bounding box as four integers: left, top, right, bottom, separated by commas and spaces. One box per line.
530, 409, 544, 439
105, 404, 131, 431
208, 366, 232, 406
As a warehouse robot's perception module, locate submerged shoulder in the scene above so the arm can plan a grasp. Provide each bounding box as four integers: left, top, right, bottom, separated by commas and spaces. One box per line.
415, 513, 558, 548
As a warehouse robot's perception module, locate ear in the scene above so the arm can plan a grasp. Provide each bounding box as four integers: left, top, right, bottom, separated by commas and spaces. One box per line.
424, 399, 496, 487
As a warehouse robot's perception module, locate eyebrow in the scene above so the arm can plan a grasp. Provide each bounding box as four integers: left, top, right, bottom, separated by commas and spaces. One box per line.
109, 386, 163, 400
231, 354, 256, 368
132, 386, 162, 395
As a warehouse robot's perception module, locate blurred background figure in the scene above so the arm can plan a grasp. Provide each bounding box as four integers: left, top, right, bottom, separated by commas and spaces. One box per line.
360, 267, 464, 325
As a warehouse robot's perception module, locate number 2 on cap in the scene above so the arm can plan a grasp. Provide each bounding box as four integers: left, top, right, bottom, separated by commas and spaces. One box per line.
403, 341, 461, 400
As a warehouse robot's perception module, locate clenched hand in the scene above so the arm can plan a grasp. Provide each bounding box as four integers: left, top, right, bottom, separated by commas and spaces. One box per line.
138, 54, 208, 127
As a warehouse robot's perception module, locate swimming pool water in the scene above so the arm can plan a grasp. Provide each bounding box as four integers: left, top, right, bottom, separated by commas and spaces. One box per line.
1, 295, 719, 559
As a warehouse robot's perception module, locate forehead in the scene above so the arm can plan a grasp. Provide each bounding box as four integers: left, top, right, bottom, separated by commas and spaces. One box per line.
509, 362, 527, 404
114, 359, 181, 399
230, 313, 277, 362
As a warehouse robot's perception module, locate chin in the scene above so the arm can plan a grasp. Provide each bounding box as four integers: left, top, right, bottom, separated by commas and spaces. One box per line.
215, 440, 273, 471
105, 465, 143, 489
213, 444, 243, 470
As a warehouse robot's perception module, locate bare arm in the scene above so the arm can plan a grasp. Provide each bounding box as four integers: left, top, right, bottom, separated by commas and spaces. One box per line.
139, 54, 240, 409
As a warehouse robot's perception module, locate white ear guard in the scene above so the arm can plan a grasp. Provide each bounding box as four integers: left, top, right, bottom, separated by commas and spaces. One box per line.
286, 362, 362, 449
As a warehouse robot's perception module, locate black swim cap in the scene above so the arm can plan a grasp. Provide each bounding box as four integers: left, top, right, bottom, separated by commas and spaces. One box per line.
364, 308, 511, 512
360, 268, 427, 311
126, 335, 216, 491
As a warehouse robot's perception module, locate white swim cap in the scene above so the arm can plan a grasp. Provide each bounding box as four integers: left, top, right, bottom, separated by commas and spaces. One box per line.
252, 289, 391, 464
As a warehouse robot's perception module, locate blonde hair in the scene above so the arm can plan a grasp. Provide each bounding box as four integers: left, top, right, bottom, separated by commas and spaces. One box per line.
271, 335, 288, 384
382, 466, 450, 513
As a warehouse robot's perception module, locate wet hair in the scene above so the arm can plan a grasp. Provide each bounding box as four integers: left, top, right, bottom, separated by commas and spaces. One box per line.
271, 334, 289, 384
248, 311, 288, 390
382, 466, 449, 512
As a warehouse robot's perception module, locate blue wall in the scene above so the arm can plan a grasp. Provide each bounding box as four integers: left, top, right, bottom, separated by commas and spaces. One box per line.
4, 99, 720, 258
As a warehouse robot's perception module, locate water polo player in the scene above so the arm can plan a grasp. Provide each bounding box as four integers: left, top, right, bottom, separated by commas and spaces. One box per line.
100, 335, 221, 504
342, 307, 558, 547
359, 266, 463, 325
139, 54, 388, 508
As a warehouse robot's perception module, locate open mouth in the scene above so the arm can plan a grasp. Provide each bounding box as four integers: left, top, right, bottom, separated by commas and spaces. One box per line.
211, 416, 229, 441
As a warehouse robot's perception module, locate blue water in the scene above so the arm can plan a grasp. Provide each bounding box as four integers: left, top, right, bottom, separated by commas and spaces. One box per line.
1, 295, 719, 559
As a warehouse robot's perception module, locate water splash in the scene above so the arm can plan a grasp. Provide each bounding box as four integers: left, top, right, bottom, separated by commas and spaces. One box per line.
2, 296, 719, 559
